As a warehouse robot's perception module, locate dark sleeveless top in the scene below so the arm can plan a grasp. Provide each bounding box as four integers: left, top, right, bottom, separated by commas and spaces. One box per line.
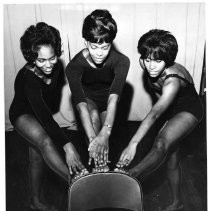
148, 74, 203, 121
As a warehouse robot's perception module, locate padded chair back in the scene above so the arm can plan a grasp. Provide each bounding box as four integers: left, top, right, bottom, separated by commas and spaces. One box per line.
68, 172, 143, 211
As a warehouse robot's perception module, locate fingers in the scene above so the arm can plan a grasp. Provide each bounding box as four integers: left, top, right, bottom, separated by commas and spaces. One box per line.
88, 156, 93, 165
72, 165, 79, 174
67, 157, 85, 175
104, 149, 109, 165
88, 139, 110, 168
68, 165, 73, 175
117, 153, 131, 168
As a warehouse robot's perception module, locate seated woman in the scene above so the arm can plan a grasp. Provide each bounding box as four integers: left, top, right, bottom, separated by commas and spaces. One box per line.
65, 9, 130, 168
117, 29, 203, 211
9, 22, 85, 211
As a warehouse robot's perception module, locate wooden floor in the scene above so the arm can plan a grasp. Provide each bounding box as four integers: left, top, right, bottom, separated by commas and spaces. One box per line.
6, 111, 207, 211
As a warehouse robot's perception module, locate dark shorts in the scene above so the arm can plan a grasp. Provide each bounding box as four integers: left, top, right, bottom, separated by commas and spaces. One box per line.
9, 106, 33, 126
167, 94, 204, 123
84, 88, 109, 113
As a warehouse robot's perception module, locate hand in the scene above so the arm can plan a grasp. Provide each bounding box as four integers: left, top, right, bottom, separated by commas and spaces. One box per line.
88, 135, 109, 167
117, 142, 137, 168
63, 142, 85, 175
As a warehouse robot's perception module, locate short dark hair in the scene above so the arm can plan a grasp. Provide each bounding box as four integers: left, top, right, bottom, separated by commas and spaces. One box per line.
137, 29, 178, 67
82, 9, 117, 43
20, 22, 62, 64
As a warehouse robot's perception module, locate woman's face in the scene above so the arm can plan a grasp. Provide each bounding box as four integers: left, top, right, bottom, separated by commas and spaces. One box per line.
85, 41, 111, 65
142, 57, 166, 78
35, 45, 57, 75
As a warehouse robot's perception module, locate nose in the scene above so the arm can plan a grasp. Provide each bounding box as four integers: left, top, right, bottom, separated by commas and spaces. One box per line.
45, 60, 51, 68
149, 60, 156, 69
96, 48, 103, 57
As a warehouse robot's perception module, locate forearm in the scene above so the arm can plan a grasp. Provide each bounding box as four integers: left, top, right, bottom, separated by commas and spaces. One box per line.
99, 94, 119, 138
130, 110, 158, 145
76, 102, 96, 141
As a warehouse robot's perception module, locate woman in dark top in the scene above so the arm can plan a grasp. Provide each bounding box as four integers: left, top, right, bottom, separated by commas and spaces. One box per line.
9, 22, 85, 211
65, 9, 130, 168
117, 29, 203, 211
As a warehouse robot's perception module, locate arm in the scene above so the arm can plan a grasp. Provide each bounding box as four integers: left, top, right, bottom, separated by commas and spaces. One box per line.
99, 94, 119, 138
25, 72, 84, 173
65, 60, 96, 141
25, 72, 70, 146
118, 77, 181, 166
89, 55, 130, 165
88, 94, 119, 164
76, 102, 96, 141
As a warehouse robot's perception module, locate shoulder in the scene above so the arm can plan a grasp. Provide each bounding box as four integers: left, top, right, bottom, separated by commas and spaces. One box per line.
166, 63, 193, 83
15, 64, 35, 81
166, 63, 187, 74
162, 74, 181, 94
109, 49, 130, 65
66, 50, 85, 69
69, 50, 84, 64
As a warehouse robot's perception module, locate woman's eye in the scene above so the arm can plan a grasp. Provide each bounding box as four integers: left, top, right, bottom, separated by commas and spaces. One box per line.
156, 60, 162, 63
103, 46, 110, 50
145, 59, 150, 62
37, 59, 45, 63
91, 46, 97, 49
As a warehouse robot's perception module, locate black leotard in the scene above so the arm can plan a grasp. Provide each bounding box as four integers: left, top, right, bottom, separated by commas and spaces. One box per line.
9, 61, 70, 146
148, 74, 203, 121
65, 48, 130, 112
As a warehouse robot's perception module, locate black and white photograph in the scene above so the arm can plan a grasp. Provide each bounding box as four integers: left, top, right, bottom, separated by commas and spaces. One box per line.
3, 1, 207, 211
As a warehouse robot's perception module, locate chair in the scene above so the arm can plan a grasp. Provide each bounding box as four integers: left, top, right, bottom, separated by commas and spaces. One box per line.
68, 172, 143, 211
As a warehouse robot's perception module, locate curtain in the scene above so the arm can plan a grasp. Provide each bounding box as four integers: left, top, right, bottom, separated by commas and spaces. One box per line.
4, 3, 205, 131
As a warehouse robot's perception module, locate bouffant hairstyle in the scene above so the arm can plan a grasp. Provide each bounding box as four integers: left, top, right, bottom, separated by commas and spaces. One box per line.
20, 22, 62, 64
82, 9, 117, 43
137, 29, 178, 67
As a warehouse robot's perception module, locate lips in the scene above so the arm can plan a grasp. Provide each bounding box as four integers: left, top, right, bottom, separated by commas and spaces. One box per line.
94, 58, 103, 62
42, 68, 53, 74
148, 71, 159, 77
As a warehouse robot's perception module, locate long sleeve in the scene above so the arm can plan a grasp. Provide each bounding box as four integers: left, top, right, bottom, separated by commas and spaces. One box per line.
25, 71, 70, 146
109, 53, 130, 97
65, 59, 86, 106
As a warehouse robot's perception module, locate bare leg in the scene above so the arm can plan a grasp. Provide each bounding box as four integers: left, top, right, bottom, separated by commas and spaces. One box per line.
161, 151, 184, 211
100, 111, 107, 125
15, 114, 69, 182
129, 112, 198, 179
29, 147, 44, 205
29, 147, 57, 210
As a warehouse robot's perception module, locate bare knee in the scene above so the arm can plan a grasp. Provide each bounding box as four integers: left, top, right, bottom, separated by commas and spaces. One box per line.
37, 136, 54, 152
153, 136, 169, 155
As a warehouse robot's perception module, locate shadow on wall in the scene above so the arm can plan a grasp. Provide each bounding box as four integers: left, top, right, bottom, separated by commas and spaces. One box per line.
112, 42, 134, 124
50, 58, 67, 114
115, 82, 134, 124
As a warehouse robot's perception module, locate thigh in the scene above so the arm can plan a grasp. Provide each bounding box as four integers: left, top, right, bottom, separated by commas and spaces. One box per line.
14, 114, 51, 147
86, 98, 101, 122
100, 111, 107, 125
156, 111, 198, 151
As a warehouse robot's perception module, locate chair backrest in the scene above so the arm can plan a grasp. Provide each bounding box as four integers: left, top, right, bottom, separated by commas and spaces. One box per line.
68, 172, 143, 211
